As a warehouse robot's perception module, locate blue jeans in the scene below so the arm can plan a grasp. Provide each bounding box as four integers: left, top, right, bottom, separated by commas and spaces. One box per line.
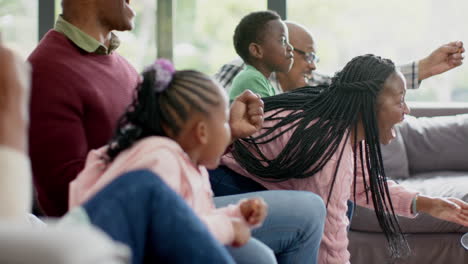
210, 166, 355, 221
211, 167, 326, 264
83, 169, 235, 264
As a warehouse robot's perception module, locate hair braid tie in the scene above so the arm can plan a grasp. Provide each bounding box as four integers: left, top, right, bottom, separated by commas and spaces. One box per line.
143, 59, 176, 93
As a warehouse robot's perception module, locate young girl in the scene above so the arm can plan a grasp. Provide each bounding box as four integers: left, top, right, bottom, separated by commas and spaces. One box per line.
69, 59, 276, 263
0, 42, 235, 263
221, 54, 468, 263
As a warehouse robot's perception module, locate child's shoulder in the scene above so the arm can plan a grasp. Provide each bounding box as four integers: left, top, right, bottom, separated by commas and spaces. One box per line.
230, 65, 273, 99
232, 65, 265, 83
133, 136, 184, 155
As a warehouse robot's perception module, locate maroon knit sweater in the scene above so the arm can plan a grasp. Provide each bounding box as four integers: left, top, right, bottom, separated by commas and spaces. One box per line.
28, 30, 139, 216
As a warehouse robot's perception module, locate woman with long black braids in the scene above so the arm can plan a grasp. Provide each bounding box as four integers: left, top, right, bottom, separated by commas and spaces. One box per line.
220, 54, 468, 263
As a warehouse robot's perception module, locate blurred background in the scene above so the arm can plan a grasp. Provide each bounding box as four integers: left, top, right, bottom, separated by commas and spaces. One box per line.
1, 0, 467, 102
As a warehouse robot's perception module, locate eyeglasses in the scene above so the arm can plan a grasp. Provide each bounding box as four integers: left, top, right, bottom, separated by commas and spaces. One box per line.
293, 48, 320, 64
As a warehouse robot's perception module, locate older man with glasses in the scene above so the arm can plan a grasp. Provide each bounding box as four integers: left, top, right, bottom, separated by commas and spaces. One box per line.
215, 21, 464, 94
212, 18, 465, 226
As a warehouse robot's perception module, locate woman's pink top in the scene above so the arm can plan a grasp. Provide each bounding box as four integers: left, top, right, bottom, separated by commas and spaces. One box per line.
69, 136, 247, 245
222, 110, 418, 263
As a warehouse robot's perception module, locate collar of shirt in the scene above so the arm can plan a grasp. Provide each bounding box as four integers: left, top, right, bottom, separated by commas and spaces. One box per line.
54, 15, 120, 55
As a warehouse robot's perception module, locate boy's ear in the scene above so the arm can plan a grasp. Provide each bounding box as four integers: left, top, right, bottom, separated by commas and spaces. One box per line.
248, 43, 263, 60
195, 120, 209, 145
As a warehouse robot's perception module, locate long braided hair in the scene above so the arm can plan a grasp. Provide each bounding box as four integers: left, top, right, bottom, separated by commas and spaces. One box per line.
231, 54, 409, 258
107, 59, 221, 161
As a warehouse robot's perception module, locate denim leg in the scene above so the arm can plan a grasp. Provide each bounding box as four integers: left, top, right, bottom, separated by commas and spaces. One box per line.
209, 166, 267, 196
346, 200, 355, 231
83, 169, 234, 264
215, 190, 326, 264
346, 200, 355, 221
226, 238, 277, 264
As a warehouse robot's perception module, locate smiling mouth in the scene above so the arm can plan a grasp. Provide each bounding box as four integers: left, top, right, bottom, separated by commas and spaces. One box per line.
125, 0, 130, 4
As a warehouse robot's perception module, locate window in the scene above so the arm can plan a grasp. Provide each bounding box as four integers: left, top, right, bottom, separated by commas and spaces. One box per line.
174, 0, 267, 75
1, 0, 38, 59
288, 0, 468, 102
114, 0, 157, 72
54, 0, 157, 72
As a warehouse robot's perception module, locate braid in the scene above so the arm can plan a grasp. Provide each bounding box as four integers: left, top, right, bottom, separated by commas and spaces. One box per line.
231, 54, 409, 258
107, 67, 220, 161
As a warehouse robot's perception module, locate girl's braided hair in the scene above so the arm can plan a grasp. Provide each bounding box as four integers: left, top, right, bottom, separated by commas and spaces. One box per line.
107, 60, 221, 161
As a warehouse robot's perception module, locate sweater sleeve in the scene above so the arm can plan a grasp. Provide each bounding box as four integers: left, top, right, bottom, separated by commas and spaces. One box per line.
149, 154, 240, 245
135, 140, 249, 246
29, 66, 88, 216
145, 148, 183, 193
352, 146, 419, 218
196, 168, 249, 245
199, 201, 257, 245
0, 146, 32, 219
397, 62, 420, 90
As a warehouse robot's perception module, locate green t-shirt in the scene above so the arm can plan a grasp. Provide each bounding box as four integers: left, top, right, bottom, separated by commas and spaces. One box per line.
229, 65, 277, 100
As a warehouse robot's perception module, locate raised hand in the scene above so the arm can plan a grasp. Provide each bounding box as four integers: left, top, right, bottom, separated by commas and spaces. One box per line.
418, 41, 465, 81
229, 90, 264, 141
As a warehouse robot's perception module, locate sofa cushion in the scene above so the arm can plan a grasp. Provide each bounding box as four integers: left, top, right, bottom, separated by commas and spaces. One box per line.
350, 172, 468, 233
399, 114, 468, 174
349, 232, 468, 264
381, 125, 410, 179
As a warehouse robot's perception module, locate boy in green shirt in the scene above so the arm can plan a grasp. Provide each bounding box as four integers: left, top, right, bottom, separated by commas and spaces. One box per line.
229, 11, 294, 100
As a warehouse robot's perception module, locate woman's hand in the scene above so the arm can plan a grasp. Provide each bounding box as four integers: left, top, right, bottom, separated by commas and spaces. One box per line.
417, 195, 468, 226
418, 41, 465, 81
229, 90, 264, 141
239, 197, 268, 226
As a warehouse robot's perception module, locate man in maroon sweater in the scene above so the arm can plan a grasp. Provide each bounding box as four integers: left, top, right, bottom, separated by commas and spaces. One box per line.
28, 0, 139, 216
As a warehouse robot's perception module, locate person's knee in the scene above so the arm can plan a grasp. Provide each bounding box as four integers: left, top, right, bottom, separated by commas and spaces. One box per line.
304, 192, 326, 221
227, 238, 277, 264
287, 191, 326, 232
249, 242, 276, 264
289, 191, 325, 217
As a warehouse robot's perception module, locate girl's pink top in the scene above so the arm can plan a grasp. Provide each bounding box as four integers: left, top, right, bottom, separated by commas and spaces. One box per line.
70, 136, 247, 245
222, 110, 418, 264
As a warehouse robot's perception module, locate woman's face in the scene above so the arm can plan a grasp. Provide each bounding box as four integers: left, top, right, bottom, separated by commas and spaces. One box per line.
376, 71, 410, 145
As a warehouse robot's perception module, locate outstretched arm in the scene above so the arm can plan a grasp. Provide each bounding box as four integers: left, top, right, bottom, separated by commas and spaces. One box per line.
418, 41, 464, 81
415, 195, 468, 227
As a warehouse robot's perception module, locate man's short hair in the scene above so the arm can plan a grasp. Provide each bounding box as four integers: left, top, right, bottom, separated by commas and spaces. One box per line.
233, 10, 281, 63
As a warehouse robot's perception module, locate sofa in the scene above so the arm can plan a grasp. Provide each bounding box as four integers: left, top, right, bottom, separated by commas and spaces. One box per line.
348, 113, 468, 263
